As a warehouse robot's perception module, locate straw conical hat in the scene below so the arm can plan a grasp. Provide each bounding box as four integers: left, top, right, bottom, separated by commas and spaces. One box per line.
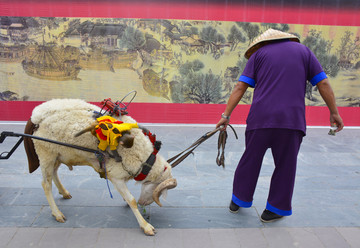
244, 28, 300, 59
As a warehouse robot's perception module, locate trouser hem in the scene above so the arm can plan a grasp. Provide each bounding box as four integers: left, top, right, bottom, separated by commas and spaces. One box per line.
266, 202, 292, 216
232, 194, 252, 208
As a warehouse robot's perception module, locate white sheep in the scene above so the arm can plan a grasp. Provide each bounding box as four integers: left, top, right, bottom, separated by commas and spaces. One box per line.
26, 99, 177, 236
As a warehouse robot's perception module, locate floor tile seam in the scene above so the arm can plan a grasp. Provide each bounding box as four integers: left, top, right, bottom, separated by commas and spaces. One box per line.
30, 206, 45, 227
293, 188, 360, 191
280, 227, 325, 247
64, 228, 77, 248
6, 189, 22, 206
3, 227, 18, 247
310, 227, 353, 247
0, 204, 50, 207
35, 227, 47, 247
253, 207, 266, 228
336, 228, 360, 248
332, 226, 354, 247
296, 164, 360, 167
94, 228, 102, 248
149, 206, 248, 209
1, 205, 259, 209
208, 228, 240, 247
295, 175, 360, 178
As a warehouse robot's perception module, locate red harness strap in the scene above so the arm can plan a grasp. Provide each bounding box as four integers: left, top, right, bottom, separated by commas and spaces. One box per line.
134, 130, 161, 181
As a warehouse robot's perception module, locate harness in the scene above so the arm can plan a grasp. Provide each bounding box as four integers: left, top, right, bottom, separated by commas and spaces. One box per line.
94, 96, 161, 182
133, 129, 162, 181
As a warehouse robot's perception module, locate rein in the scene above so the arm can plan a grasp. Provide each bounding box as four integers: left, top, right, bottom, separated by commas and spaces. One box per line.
167, 124, 238, 168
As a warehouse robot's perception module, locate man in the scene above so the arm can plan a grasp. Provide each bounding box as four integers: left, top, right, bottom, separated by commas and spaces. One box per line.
216, 28, 344, 222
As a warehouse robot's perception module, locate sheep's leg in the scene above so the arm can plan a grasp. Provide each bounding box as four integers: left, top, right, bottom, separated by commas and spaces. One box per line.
40, 157, 66, 223
52, 162, 72, 199
110, 178, 156, 236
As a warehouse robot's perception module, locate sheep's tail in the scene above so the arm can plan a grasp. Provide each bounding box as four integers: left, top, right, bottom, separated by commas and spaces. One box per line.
24, 119, 40, 173
74, 122, 98, 137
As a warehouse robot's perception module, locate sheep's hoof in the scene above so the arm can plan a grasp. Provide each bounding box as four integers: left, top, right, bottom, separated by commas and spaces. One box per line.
53, 212, 66, 223
62, 192, 72, 199
143, 224, 156, 236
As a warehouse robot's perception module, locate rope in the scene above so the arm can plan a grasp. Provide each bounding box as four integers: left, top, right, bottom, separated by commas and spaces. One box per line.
167, 124, 238, 168
95, 151, 113, 199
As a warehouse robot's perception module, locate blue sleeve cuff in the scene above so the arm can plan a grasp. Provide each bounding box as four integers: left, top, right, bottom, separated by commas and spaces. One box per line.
239, 75, 256, 88
310, 72, 327, 86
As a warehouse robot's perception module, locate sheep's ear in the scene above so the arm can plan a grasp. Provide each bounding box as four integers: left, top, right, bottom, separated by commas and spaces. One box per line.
118, 134, 134, 148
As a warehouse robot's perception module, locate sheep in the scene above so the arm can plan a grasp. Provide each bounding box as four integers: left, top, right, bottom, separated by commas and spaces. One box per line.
25, 99, 177, 236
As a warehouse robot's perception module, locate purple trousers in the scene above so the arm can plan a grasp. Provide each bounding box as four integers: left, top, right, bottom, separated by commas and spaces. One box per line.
232, 128, 303, 216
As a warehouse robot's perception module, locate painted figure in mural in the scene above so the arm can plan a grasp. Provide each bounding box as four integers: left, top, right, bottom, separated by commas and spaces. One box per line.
216, 28, 344, 222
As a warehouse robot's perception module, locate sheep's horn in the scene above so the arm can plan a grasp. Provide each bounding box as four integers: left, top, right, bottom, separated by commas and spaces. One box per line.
152, 178, 177, 207
74, 122, 98, 137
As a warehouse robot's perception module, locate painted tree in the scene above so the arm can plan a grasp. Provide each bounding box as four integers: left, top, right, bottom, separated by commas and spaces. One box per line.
119, 25, 148, 71
119, 26, 146, 51
227, 25, 246, 51
182, 71, 222, 104
236, 57, 248, 74
181, 24, 199, 38
337, 31, 360, 69
303, 30, 340, 102
303, 30, 339, 77
236, 22, 260, 45
260, 23, 290, 32
200, 26, 226, 56
174, 60, 222, 104
179, 60, 204, 76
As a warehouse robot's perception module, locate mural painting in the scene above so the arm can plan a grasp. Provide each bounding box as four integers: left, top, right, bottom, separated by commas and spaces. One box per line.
0, 16, 359, 107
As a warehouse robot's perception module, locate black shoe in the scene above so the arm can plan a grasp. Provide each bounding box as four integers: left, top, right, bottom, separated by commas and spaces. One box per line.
229, 200, 240, 213
260, 209, 284, 222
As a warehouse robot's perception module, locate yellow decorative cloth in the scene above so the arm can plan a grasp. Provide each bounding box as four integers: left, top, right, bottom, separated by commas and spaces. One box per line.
94, 116, 138, 151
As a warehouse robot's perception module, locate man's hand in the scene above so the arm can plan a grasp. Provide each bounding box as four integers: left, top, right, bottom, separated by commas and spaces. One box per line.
317, 78, 344, 133
330, 113, 344, 133
216, 118, 229, 130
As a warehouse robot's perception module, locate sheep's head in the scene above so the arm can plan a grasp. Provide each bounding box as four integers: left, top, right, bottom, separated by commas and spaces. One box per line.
138, 177, 177, 207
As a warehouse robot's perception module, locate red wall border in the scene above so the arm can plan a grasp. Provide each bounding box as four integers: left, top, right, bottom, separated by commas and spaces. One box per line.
0, 101, 358, 127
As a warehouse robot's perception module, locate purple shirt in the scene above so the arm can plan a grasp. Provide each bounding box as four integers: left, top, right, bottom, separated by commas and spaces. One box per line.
240, 40, 327, 135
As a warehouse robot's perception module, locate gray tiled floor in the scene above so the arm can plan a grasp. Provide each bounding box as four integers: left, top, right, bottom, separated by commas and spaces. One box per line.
0, 122, 359, 247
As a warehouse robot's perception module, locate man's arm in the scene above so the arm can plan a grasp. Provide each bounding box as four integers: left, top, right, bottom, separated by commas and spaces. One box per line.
316, 78, 344, 132
216, 81, 249, 128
